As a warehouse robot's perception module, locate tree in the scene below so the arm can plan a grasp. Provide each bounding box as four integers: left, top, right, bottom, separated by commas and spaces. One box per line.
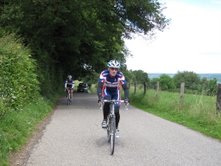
150, 78, 159, 89
131, 70, 149, 95
200, 78, 217, 96
159, 74, 175, 90
173, 71, 200, 90
114, 0, 168, 36
0, 0, 168, 94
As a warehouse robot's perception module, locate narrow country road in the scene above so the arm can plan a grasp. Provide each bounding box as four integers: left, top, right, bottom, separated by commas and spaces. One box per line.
17, 93, 221, 166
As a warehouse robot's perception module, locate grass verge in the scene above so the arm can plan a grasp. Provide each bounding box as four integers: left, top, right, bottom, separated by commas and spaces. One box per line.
130, 89, 221, 140
0, 97, 55, 166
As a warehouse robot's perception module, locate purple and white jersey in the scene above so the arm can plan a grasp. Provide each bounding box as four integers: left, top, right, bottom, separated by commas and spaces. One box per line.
98, 70, 127, 96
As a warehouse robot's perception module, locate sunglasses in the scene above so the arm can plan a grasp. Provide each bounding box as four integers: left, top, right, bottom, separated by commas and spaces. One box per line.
110, 68, 118, 71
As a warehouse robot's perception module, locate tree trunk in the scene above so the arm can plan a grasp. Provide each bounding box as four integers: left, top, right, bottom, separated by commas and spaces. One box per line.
134, 80, 137, 94
143, 82, 147, 95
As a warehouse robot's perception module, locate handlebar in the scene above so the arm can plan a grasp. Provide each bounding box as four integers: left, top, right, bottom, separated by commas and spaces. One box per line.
98, 99, 129, 111
103, 99, 125, 103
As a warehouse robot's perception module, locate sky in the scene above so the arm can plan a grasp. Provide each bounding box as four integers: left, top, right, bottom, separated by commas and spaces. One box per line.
124, 0, 221, 74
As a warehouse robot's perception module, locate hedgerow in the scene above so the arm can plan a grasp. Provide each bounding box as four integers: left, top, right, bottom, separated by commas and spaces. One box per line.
0, 31, 39, 116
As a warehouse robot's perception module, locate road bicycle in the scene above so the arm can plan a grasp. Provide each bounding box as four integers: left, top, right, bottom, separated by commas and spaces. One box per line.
100, 99, 128, 155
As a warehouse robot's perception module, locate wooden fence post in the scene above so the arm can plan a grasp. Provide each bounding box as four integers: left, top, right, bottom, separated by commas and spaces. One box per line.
216, 83, 221, 113
180, 82, 185, 106
155, 81, 160, 97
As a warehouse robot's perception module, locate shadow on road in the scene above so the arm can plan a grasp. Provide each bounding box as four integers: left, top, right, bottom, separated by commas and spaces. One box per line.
58, 93, 99, 109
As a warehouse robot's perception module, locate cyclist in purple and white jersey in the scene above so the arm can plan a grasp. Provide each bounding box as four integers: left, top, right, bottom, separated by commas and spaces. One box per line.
97, 60, 129, 136
64, 75, 74, 98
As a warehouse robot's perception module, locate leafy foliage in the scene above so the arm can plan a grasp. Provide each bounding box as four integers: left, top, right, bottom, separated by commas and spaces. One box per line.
0, 31, 39, 116
158, 74, 175, 90
114, 0, 168, 36
0, 0, 168, 79
123, 69, 149, 95
174, 71, 201, 90
149, 72, 218, 96
199, 78, 217, 96
0, 97, 53, 165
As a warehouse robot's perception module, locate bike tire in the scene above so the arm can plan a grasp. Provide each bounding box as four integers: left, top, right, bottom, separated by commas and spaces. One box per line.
107, 117, 111, 143
67, 92, 71, 105
67, 98, 70, 105
110, 116, 116, 155
66, 97, 69, 105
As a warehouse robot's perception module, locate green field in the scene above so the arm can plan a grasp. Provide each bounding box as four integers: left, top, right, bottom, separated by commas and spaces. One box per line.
130, 88, 221, 140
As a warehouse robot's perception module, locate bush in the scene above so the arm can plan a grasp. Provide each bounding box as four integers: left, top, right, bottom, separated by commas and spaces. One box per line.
173, 71, 200, 90
159, 74, 175, 90
0, 32, 39, 116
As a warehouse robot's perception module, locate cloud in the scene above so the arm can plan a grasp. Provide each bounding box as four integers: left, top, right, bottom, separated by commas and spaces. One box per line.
125, 0, 221, 73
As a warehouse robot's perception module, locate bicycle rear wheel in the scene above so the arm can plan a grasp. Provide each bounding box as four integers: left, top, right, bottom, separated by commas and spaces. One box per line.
110, 116, 116, 155
67, 92, 71, 105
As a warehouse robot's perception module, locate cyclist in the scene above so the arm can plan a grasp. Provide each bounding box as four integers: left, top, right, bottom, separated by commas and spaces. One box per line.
65, 75, 74, 98
97, 60, 129, 136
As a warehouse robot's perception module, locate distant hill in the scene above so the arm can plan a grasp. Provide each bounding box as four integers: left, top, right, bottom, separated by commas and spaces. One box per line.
148, 73, 174, 79
148, 73, 221, 83
198, 74, 221, 83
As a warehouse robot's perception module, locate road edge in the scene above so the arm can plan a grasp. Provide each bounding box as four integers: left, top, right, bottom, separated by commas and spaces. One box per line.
9, 109, 55, 166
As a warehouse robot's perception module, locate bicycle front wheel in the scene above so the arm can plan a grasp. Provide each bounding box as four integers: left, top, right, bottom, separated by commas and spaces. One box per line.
107, 117, 111, 143
110, 116, 116, 155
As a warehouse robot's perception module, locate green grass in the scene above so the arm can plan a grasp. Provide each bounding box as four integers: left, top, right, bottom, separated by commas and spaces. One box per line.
0, 97, 54, 166
130, 89, 221, 140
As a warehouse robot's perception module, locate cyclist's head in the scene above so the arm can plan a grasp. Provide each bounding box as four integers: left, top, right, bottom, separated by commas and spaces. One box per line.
67, 75, 72, 80
107, 60, 120, 69
107, 60, 120, 77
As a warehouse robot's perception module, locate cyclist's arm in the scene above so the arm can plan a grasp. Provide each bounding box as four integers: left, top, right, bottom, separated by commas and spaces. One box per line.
97, 71, 106, 98
119, 72, 129, 99
122, 82, 129, 99
71, 81, 75, 89
64, 80, 67, 89
97, 80, 104, 97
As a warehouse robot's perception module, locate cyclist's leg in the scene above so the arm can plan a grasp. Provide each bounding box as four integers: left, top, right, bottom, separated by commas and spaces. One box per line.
113, 93, 120, 129
65, 89, 68, 97
103, 94, 111, 121
114, 105, 120, 129
68, 88, 70, 97
70, 88, 73, 98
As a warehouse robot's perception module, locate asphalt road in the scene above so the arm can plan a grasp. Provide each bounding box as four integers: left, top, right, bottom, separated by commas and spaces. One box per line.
21, 93, 221, 166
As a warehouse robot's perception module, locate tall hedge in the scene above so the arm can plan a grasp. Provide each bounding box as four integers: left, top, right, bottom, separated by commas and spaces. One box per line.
0, 32, 39, 116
